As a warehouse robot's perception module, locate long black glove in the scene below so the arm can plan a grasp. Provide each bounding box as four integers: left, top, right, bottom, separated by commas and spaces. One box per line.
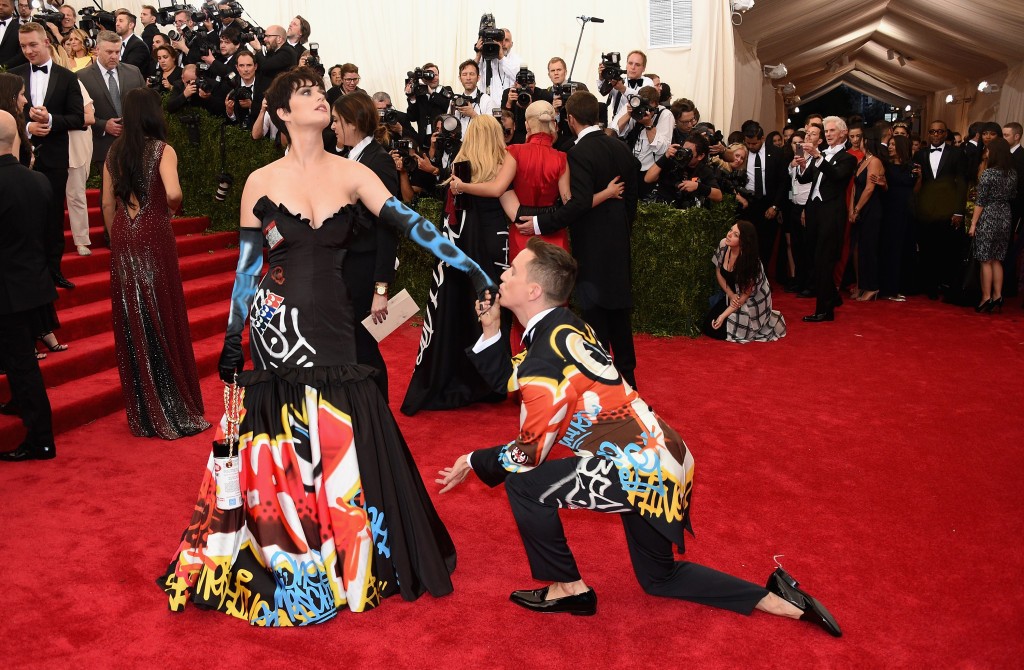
218, 227, 264, 383
377, 197, 498, 300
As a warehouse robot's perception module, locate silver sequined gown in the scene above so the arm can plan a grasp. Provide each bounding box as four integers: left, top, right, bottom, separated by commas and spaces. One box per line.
108, 139, 210, 439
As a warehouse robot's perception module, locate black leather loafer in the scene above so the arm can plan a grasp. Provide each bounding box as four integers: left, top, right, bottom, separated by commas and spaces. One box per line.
802, 312, 835, 322
52, 273, 75, 290
509, 586, 597, 616
0, 401, 20, 416
0, 443, 56, 462
797, 289, 814, 298
766, 567, 842, 637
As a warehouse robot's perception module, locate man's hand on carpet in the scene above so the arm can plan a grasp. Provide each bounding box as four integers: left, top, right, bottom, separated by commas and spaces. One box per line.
437, 454, 471, 493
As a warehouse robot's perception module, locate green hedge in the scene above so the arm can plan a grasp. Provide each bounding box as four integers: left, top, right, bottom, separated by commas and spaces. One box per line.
160, 109, 734, 337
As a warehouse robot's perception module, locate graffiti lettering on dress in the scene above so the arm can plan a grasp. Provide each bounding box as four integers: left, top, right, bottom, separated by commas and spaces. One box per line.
196, 558, 275, 624
366, 506, 392, 559
414, 214, 463, 366
629, 476, 685, 523
252, 294, 317, 368
252, 290, 285, 334
268, 551, 339, 625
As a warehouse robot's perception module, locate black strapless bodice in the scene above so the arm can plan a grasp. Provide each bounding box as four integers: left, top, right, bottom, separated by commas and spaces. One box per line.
248, 196, 371, 370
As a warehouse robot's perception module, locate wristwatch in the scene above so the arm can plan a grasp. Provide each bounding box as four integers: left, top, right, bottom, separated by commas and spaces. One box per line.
374, 282, 389, 296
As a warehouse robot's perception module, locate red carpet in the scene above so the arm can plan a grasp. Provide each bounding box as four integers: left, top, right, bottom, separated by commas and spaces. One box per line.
2, 203, 1023, 667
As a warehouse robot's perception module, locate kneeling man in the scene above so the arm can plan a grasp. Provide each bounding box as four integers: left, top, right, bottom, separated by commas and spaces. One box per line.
438, 238, 840, 636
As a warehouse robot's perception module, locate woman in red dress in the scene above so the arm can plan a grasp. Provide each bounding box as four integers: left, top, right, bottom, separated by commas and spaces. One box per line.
450, 100, 623, 347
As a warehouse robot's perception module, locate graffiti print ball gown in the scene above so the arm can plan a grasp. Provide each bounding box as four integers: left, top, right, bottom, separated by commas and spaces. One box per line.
159, 197, 456, 626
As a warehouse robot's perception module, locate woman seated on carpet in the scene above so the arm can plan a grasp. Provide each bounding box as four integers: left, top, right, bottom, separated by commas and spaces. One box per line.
703, 220, 786, 343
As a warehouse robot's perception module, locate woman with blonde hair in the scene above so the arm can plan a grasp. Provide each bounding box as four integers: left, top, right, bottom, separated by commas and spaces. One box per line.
402, 113, 514, 414
62, 28, 94, 72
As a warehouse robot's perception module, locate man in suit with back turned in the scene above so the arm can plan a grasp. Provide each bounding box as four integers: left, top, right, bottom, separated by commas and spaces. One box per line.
12, 21, 84, 291
0, 109, 57, 462
77, 30, 146, 166
517, 91, 641, 387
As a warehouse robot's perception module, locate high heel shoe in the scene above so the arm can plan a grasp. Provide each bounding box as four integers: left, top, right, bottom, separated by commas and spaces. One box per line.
975, 299, 993, 314
856, 290, 879, 302
37, 333, 69, 352
991, 297, 1003, 313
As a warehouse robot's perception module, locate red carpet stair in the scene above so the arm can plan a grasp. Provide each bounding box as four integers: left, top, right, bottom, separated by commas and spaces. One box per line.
0, 190, 237, 450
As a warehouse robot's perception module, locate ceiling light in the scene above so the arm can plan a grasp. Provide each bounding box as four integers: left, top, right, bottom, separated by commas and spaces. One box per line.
945, 94, 954, 103
763, 63, 788, 79
978, 81, 988, 92
794, 106, 800, 113
905, 105, 911, 111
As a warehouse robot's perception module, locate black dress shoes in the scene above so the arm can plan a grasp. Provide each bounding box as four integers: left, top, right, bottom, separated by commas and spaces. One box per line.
0, 442, 56, 462
796, 289, 814, 298
52, 272, 75, 290
509, 586, 597, 616
802, 312, 834, 322
766, 567, 842, 637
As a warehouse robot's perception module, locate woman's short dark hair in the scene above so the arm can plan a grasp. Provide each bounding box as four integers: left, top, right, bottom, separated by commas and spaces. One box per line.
264, 66, 323, 141
107, 87, 167, 208
152, 44, 177, 63
333, 90, 377, 139
985, 137, 1013, 172
525, 237, 577, 304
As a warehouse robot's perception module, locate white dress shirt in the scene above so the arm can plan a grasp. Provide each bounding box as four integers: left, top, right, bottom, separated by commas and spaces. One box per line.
808, 143, 845, 201
745, 143, 767, 194
927, 142, 945, 176
454, 91, 497, 135
347, 135, 373, 163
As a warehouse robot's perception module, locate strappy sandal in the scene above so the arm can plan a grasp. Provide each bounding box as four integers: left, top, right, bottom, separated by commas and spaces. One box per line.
38, 333, 69, 353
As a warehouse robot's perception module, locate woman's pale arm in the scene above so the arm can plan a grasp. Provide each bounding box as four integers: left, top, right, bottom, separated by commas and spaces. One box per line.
558, 165, 572, 203
83, 101, 95, 127
452, 153, 517, 197
101, 162, 116, 233
498, 189, 522, 221
159, 144, 183, 213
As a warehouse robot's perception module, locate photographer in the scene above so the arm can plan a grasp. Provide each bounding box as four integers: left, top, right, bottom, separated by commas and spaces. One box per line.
251, 24, 294, 81
169, 9, 214, 66
500, 65, 551, 145
619, 86, 673, 199
405, 62, 446, 149
645, 133, 722, 210
326, 64, 343, 104
669, 98, 699, 143
372, 91, 415, 141
167, 63, 226, 116
452, 60, 496, 135
203, 25, 243, 80
149, 44, 182, 94
114, 9, 152, 74
224, 50, 264, 130
596, 50, 652, 133
284, 15, 309, 60
474, 21, 520, 100
545, 57, 582, 152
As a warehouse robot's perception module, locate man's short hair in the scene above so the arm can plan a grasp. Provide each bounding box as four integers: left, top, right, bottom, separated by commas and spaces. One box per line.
141, 5, 156, 15
328, 65, 342, 78
823, 115, 848, 132
422, 62, 438, 72
220, 25, 242, 46
565, 91, 599, 127
627, 49, 647, 66
687, 132, 710, 158
967, 121, 983, 138
740, 119, 763, 138
96, 29, 121, 45
372, 91, 392, 105
235, 50, 255, 65
458, 59, 478, 75
525, 237, 577, 305
1004, 121, 1023, 137
670, 98, 699, 122
114, 9, 137, 27
547, 56, 566, 69
637, 85, 658, 106
18, 22, 47, 38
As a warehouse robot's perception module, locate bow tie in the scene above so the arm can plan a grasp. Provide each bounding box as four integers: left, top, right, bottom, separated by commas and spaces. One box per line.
628, 79, 643, 87
32, 64, 49, 73
930, 146, 943, 153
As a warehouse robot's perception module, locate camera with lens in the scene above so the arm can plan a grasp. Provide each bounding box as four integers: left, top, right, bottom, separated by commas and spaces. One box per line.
239, 26, 264, 43
436, 114, 462, 155
672, 145, 694, 168
147, 72, 165, 89
389, 138, 418, 173
208, 1, 243, 21
431, 85, 455, 109
692, 122, 724, 147
378, 106, 400, 126
553, 82, 578, 103
511, 67, 536, 108
452, 93, 474, 109
626, 94, 653, 121
156, 4, 191, 26
229, 86, 253, 103
599, 52, 624, 96
304, 42, 325, 76
477, 13, 504, 59
34, 10, 63, 27
196, 64, 218, 94
78, 7, 116, 32
405, 67, 436, 97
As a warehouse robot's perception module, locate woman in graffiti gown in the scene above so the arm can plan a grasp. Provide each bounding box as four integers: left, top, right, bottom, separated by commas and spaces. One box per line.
158, 68, 497, 626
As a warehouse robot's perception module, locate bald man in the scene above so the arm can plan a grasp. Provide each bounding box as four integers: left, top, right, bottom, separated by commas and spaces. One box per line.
0, 109, 57, 461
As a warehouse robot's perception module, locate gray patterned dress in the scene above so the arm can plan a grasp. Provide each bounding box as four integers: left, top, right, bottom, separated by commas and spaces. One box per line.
711, 241, 786, 343
973, 168, 1017, 261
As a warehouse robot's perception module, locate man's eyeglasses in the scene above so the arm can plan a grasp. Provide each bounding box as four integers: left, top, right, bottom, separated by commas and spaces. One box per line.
928, 129, 945, 135
343, 77, 360, 83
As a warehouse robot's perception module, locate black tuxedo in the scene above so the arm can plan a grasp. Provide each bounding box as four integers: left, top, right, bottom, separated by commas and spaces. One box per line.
913, 143, 968, 296
406, 89, 449, 150
0, 15, 27, 69
739, 143, 788, 273
537, 128, 640, 386
13, 61, 84, 275
342, 140, 401, 398
141, 23, 160, 50
255, 44, 296, 82
797, 146, 857, 314
77, 62, 147, 163
0, 154, 56, 449
120, 34, 152, 74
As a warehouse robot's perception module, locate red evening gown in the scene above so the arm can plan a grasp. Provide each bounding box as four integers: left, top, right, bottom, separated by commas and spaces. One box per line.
107, 140, 210, 439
